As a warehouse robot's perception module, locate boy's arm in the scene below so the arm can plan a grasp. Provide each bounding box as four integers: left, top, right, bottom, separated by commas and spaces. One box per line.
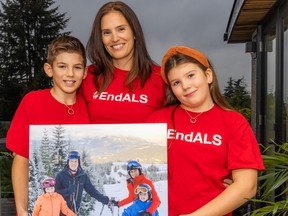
12, 154, 29, 216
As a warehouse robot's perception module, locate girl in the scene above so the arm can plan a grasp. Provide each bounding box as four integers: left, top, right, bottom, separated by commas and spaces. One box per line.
148, 46, 264, 216
32, 177, 75, 216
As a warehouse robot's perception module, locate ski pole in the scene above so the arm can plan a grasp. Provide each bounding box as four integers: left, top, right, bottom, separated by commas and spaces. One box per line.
109, 197, 116, 215
72, 194, 78, 216
99, 204, 105, 216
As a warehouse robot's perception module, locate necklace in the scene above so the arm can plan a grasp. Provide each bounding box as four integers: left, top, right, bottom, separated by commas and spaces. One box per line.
66, 104, 74, 115
184, 109, 203, 123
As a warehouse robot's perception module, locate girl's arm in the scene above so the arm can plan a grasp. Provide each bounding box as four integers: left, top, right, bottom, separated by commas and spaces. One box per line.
12, 154, 29, 216
60, 195, 76, 216
180, 168, 258, 216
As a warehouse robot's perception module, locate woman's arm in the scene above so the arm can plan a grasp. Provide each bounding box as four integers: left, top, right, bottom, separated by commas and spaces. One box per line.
180, 168, 258, 216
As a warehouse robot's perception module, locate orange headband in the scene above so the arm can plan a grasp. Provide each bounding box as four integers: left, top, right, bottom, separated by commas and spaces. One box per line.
161, 46, 209, 84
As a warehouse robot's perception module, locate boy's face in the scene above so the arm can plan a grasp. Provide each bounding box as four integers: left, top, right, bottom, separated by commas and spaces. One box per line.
138, 192, 149, 202
44, 52, 87, 97
129, 168, 140, 178
45, 186, 55, 194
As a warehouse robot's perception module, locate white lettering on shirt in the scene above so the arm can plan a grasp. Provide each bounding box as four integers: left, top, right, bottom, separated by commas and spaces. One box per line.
92, 91, 148, 104
167, 129, 222, 146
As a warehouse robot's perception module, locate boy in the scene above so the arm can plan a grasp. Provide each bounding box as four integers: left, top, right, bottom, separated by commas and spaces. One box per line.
111, 160, 161, 215
122, 184, 159, 216
6, 35, 90, 216
32, 177, 75, 216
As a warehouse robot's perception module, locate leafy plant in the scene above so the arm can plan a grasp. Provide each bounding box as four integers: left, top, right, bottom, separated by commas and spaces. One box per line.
0, 152, 14, 198
248, 143, 288, 215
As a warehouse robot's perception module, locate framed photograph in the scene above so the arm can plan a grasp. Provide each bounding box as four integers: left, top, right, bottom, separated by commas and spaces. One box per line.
29, 123, 167, 216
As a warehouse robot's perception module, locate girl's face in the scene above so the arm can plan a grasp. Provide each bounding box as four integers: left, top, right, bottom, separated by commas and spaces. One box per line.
129, 168, 140, 178
138, 192, 149, 202
101, 11, 134, 68
45, 186, 55, 194
168, 62, 214, 112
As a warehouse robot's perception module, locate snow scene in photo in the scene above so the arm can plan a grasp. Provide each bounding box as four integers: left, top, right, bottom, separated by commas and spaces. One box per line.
28, 123, 167, 216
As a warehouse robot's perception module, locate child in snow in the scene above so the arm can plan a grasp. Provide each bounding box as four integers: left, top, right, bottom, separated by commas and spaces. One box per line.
32, 177, 75, 216
111, 160, 161, 215
122, 184, 159, 216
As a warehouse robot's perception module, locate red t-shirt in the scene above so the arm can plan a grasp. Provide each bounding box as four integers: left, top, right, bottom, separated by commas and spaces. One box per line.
80, 65, 165, 123
118, 174, 161, 214
148, 105, 264, 216
6, 89, 90, 158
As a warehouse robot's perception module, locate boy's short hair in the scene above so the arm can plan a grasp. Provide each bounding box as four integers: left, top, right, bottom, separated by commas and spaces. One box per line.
46, 35, 86, 67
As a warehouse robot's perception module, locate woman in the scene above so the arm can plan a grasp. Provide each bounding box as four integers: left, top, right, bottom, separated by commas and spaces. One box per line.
148, 46, 265, 216
81, 1, 165, 123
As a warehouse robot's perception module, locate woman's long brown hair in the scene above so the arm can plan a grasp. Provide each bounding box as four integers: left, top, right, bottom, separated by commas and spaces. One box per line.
86, 1, 156, 93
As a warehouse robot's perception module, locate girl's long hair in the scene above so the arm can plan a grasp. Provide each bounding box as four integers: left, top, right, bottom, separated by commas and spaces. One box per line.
163, 53, 233, 111
86, 1, 156, 93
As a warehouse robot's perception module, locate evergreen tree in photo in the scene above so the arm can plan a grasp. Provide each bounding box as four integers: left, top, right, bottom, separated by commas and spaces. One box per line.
40, 128, 53, 176
0, 0, 70, 120
51, 125, 68, 173
29, 148, 45, 214
78, 150, 96, 215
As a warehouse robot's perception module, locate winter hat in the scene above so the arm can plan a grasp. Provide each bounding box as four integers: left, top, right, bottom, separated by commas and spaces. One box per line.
67, 150, 81, 169
42, 177, 56, 193
127, 160, 142, 178
135, 184, 152, 201
161, 46, 210, 84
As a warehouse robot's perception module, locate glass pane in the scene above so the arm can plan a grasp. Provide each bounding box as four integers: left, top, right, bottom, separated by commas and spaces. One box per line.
265, 34, 276, 144
284, 17, 288, 142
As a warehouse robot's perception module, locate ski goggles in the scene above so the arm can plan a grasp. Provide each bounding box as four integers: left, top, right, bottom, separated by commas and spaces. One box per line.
127, 161, 141, 170
42, 178, 56, 188
135, 186, 149, 194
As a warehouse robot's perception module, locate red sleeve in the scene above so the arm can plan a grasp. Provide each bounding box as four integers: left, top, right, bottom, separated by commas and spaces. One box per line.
6, 93, 31, 158
146, 180, 161, 214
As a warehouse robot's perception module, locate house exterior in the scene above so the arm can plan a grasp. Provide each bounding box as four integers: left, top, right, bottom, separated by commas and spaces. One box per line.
225, 0, 287, 149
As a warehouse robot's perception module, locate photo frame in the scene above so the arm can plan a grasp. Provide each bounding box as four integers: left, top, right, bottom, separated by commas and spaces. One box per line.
29, 123, 167, 215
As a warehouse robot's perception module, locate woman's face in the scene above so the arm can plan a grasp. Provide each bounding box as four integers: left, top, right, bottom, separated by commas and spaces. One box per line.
168, 62, 214, 112
129, 168, 140, 178
101, 11, 134, 67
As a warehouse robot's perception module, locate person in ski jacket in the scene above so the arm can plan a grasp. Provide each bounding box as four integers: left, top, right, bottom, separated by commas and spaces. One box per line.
111, 160, 161, 215
122, 184, 159, 216
32, 177, 75, 216
55, 151, 110, 215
